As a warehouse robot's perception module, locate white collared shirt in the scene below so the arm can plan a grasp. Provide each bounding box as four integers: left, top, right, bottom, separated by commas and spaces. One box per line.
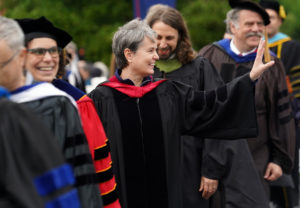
230, 39, 257, 56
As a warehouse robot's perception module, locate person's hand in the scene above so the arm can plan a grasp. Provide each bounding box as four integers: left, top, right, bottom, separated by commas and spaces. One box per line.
249, 39, 275, 81
199, 176, 218, 200
264, 162, 283, 181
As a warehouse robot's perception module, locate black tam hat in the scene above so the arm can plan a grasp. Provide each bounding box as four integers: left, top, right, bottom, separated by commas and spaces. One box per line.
229, 0, 270, 25
259, 0, 287, 20
15, 16, 72, 48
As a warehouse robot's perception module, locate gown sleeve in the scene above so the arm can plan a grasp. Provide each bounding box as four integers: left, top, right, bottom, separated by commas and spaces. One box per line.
0, 98, 79, 208
264, 58, 295, 172
178, 73, 258, 139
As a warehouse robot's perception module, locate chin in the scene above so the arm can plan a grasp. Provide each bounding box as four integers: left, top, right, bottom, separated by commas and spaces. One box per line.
37, 76, 54, 83
248, 37, 260, 43
247, 41, 260, 49
158, 53, 170, 60
142, 69, 154, 77
149, 68, 155, 74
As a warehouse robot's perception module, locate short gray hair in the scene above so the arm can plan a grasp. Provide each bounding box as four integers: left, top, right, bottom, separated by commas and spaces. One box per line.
225, 8, 241, 32
0, 16, 24, 52
112, 19, 156, 69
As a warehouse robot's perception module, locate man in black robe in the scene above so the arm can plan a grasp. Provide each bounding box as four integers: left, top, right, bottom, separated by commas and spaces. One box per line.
0, 88, 80, 207
259, 1, 300, 206
199, 0, 295, 205
145, 4, 268, 208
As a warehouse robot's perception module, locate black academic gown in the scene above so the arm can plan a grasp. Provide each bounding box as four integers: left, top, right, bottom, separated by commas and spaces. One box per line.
268, 36, 300, 208
89, 73, 258, 208
153, 56, 267, 208
0, 98, 80, 208
22, 97, 102, 208
199, 39, 295, 201
154, 57, 223, 208
10, 83, 102, 208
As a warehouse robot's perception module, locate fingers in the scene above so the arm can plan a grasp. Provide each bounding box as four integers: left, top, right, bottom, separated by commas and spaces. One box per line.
256, 38, 265, 60
250, 56, 274, 81
199, 180, 203, 192
201, 184, 217, 200
264, 60, 275, 68
201, 183, 209, 199
265, 171, 280, 181
264, 166, 271, 180
250, 39, 268, 81
267, 174, 276, 181
264, 162, 283, 181
199, 177, 218, 200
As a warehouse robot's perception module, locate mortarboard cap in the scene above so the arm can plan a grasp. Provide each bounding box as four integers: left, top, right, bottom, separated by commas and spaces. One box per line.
229, 0, 270, 25
259, 0, 286, 20
15, 16, 72, 48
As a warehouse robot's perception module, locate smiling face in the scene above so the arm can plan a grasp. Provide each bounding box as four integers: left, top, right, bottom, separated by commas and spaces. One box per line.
265, 9, 282, 38
231, 10, 264, 52
25, 37, 59, 83
151, 21, 179, 60
126, 36, 159, 78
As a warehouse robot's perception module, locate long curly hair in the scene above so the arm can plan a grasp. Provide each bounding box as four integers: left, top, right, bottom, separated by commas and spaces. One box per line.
145, 5, 196, 65
57, 48, 68, 79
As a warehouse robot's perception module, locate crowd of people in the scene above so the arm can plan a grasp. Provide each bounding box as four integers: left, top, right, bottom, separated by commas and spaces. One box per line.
0, 0, 299, 208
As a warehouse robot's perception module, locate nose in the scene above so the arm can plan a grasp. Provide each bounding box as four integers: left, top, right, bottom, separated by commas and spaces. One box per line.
159, 39, 168, 48
42, 51, 53, 61
154, 51, 159, 60
251, 23, 260, 32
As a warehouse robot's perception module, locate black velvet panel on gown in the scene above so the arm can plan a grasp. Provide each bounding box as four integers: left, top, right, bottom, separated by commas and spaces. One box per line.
112, 89, 168, 208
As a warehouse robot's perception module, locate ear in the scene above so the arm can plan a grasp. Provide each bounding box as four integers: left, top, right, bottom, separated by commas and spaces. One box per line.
230, 22, 237, 35
124, 48, 134, 63
18, 48, 27, 68
279, 18, 283, 26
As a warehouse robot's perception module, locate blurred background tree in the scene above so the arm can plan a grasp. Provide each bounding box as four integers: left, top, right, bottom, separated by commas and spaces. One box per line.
278, 0, 300, 40
0, 0, 132, 66
179, 0, 230, 51
1, 0, 298, 69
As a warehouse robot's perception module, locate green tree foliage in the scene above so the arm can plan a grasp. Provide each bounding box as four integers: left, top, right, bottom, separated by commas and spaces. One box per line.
279, 0, 300, 40
1, 0, 133, 66
1, 0, 299, 67
178, 0, 230, 51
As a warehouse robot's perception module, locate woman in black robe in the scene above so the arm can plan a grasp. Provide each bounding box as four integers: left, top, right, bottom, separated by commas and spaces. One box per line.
88, 19, 274, 208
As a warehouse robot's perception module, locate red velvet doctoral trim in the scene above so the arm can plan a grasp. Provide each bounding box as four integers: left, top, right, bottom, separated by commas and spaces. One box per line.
102, 76, 166, 98
76, 96, 121, 208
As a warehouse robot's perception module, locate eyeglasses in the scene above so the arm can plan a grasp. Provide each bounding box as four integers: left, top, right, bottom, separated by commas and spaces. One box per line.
26, 47, 62, 58
0, 50, 19, 69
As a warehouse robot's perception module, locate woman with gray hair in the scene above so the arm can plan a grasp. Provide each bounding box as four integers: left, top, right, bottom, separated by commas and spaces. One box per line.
88, 18, 273, 208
